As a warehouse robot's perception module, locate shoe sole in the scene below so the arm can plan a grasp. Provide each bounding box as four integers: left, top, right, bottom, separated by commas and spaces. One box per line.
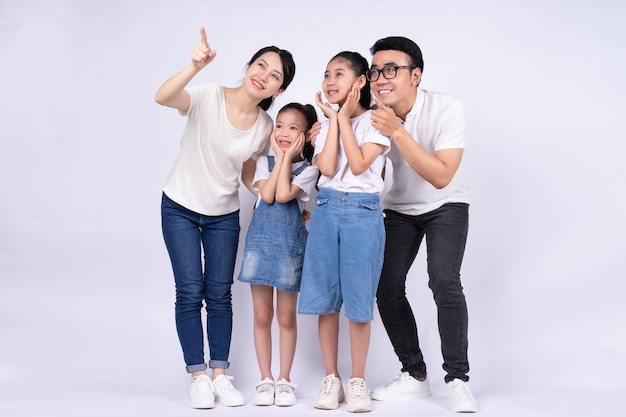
346, 403, 373, 413
190, 401, 215, 409
371, 391, 431, 401
275, 400, 296, 407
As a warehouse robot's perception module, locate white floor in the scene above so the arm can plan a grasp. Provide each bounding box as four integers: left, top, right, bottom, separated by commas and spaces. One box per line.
1, 240, 624, 417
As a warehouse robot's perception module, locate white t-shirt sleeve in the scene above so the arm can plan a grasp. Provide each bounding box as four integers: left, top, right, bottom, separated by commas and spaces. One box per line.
251, 155, 270, 192
435, 99, 466, 151
292, 164, 320, 202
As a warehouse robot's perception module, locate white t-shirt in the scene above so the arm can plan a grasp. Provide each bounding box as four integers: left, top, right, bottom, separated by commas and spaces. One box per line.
163, 82, 272, 216
384, 89, 470, 215
251, 155, 320, 212
314, 110, 390, 195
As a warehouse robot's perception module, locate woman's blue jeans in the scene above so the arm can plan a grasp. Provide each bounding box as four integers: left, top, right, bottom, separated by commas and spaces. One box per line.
161, 193, 240, 373
376, 203, 470, 383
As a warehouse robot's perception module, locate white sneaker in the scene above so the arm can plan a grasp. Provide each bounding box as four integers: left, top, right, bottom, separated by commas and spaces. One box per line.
275, 378, 297, 407
314, 374, 345, 410
371, 372, 431, 401
253, 377, 274, 406
189, 374, 215, 409
345, 377, 372, 413
447, 378, 478, 413
212, 374, 245, 407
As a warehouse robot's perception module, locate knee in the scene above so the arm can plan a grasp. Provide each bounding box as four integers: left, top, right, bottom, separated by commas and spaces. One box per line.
376, 278, 405, 306
429, 274, 464, 304
276, 310, 296, 331
255, 306, 274, 329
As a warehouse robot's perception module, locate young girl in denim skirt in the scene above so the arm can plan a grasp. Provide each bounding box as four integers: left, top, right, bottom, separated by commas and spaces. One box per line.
238, 103, 319, 407
297, 51, 390, 413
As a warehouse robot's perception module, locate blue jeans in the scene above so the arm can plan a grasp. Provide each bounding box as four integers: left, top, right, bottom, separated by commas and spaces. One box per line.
376, 203, 470, 383
161, 193, 240, 373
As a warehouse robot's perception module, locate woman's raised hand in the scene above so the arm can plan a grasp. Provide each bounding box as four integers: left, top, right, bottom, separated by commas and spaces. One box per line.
191, 27, 217, 70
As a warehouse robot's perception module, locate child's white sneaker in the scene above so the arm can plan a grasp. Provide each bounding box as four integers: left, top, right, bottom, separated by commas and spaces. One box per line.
275, 378, 297, 407
253, 377, 275, 406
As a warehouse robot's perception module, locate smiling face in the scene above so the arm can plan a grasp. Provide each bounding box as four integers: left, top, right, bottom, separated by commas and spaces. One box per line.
322, 57, 359, 106
273, 109, 307, 152
244, 51, 285, 101
370, 49, 421, 118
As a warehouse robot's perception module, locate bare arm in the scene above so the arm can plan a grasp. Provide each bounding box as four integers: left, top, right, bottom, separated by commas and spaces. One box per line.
154, 27, 217, 112
241, 158, 258, 196
371, 95, 462, 189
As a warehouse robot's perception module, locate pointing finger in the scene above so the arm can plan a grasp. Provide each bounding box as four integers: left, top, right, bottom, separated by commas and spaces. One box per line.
200, 26, 208, 47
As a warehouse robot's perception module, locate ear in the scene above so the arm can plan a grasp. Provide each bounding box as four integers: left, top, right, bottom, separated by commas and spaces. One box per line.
274, 89, 284, 98
413, 68, 422, 86
358, 74, 367, 89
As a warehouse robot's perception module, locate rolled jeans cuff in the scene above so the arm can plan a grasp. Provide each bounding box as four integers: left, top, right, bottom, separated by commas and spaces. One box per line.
186, 363, 207, 373
209, 360, 230, 370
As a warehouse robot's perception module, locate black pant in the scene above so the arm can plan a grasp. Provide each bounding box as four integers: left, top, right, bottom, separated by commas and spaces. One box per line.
376, 203, 470, 383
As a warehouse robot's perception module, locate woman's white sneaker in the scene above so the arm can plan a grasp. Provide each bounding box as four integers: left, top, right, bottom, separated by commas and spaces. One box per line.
189, 374, 215, 409
212, 374, 245, 407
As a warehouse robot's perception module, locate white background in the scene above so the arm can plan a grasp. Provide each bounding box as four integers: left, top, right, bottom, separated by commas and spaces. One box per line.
1, 1, 625, 416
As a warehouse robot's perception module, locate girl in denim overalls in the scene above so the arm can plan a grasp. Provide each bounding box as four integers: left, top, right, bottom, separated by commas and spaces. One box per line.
297, 51, 390, 413
238, 103, 319, 407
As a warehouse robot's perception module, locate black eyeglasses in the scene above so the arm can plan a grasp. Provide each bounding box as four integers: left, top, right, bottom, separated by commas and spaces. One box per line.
366, 65, 416, 81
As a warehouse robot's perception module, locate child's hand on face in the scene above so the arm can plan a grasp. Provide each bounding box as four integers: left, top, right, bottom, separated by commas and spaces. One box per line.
270, 131, 284, 157
315, 91, 337, 120
338, 82, 361, 120
285, 132, 305, 161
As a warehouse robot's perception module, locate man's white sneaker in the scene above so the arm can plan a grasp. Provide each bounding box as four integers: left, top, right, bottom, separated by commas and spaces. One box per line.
212, 374, 245, 407
447, 378, 478, 413
275, 378, 297, 407
189, 374, 215, 409
314, 374, 345, 410
370, 372, 431, 401
253, 377, 274, 406
345, 377, 373, 413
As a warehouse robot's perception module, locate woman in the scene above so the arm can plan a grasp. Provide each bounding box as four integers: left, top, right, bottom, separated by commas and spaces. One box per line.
155, 27, 295, 409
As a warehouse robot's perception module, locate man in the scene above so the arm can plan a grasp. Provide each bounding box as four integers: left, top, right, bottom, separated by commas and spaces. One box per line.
367, 36, 478, 413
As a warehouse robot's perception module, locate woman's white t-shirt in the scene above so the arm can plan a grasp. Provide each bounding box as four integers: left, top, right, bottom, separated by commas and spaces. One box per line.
163, 82, 272, 216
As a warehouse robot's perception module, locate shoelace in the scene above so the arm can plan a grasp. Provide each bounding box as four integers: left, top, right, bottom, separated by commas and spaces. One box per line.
349, 379, 366, 397
276, 382, 295, 395
382, 374, 402, 390
320, 376, 338, 395
450, 381, 473, 400
256, 382, 274, 394
214, 375, 235, 391
192, 377, 212, 393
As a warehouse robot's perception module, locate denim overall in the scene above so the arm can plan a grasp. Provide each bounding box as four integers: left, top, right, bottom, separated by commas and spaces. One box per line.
237, 157, 310, 292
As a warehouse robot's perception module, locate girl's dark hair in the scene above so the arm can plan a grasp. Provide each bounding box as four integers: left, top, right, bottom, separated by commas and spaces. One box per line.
247, 46, 296, 111
370, 36, 424, 73
330, 51, 372, 109
278, 102, 318, 163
